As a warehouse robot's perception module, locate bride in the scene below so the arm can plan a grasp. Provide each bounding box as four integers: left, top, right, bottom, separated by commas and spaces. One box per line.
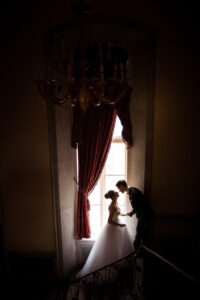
76, 190, 134, 278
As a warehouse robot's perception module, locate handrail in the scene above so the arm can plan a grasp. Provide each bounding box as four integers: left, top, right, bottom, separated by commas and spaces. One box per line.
142, 245, 200, 286
68, 244, 200, 287
69, 250, 136, 284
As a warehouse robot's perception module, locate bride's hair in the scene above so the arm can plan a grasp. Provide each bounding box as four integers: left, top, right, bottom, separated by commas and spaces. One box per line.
104, 190, 115, 200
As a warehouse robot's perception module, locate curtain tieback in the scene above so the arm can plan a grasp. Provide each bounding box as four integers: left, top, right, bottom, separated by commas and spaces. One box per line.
73, 177, 90, 211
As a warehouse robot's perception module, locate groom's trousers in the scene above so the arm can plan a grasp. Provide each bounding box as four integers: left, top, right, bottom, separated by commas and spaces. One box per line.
133, 218, 144, 250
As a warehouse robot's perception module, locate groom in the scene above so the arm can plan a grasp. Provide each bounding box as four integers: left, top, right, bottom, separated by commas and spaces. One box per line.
116, 180, 153, 254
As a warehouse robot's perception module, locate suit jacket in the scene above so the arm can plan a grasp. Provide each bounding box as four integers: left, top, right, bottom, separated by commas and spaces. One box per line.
128, 187, 153, 220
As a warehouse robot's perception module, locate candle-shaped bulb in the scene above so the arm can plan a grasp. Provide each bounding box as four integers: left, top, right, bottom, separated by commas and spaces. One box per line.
100, 63, 104, 82
120, 63, 124, 79
126, 61, 129, 75
66, 65, 70, 80
108, 43, 111, 60
114, 64, 117, 78
99, 42, 103, 60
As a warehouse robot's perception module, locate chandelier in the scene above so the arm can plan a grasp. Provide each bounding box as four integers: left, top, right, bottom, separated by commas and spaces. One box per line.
36, 2, 131, 113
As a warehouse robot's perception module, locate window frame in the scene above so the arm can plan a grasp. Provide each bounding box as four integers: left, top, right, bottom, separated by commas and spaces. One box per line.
88, 131, 128, 240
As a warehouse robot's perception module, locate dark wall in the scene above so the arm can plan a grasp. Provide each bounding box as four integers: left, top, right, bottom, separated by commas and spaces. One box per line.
0, 0, 199, 254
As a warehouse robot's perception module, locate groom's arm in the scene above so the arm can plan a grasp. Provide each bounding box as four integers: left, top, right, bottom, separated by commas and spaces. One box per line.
128, 189, 136, 216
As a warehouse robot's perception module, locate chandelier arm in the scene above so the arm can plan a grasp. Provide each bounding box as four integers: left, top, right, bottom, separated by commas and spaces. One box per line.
103, 90, 129, 104
37, 80, 49, 100
44, 82, 67, 104
88, 78, 130, 105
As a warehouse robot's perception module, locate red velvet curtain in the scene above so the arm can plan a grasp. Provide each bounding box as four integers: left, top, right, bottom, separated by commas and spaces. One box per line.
71, 88, 133, 239
71, 87, 133, 148
115, 87, 133, 147
76, 104, 117, 239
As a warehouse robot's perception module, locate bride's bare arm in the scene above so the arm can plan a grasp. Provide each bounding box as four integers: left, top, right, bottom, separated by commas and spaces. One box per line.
120, 212, 128, 216
108, 207, 125, 227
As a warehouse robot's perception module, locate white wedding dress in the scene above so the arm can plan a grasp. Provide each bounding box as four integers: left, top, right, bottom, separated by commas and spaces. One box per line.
76, 208, 134, 278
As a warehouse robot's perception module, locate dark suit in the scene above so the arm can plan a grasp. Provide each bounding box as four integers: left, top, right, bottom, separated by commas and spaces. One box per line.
128, 187, 153, 250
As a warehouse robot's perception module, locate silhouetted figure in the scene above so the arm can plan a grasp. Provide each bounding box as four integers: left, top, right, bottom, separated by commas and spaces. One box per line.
116, 180, 154, 254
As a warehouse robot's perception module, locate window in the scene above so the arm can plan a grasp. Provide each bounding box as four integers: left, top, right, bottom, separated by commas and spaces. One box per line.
88, 117, 127, 239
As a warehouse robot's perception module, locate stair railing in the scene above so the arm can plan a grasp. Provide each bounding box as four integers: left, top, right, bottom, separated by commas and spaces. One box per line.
66, 251, 143, 300
142, 245, 200, 286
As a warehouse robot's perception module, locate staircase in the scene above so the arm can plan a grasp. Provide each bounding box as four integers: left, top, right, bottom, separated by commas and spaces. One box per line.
65, 245, 200, 300
66, 252, 144, 300
2, 245, 199, 299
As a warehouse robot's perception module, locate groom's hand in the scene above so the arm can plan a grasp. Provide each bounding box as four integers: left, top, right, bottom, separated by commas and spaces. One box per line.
127, 211, 134, 217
